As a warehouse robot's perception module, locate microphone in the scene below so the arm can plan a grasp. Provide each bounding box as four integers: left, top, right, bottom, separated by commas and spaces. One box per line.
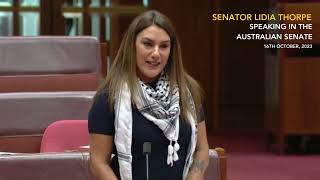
143, 142, 151, 180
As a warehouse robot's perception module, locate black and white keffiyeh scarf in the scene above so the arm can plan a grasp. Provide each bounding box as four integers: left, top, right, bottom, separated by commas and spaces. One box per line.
114, 74, 197, 180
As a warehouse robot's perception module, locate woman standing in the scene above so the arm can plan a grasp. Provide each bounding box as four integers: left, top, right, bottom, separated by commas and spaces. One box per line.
88, 10, 209, 180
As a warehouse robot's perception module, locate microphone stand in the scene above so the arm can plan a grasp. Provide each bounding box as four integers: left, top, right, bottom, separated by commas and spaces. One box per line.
143, 142, 151, 180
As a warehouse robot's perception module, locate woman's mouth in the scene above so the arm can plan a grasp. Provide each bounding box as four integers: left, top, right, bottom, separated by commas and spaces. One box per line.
146, 60, 160, 67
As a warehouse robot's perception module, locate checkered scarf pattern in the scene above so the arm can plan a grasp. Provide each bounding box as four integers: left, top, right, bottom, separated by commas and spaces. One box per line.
136, 75, 180, 141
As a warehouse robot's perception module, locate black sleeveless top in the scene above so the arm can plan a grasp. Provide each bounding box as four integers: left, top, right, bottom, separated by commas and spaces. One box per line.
88, 92, 203, 180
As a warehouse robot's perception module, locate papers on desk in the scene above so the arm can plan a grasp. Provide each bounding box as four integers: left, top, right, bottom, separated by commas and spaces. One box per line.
0, 152, 19, 155
79, 145, 89, 149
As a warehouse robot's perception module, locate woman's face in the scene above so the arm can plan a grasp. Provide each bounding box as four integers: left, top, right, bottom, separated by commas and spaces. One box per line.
135, 25, 171, 83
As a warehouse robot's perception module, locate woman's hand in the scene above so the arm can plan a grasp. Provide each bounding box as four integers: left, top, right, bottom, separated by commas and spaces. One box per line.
89, 133, 118, 180
186, 121, 209, 180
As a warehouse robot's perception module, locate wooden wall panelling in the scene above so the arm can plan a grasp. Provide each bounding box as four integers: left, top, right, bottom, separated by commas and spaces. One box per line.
217, 1, 267, 132
150, 0, 215, 131
41, 0, 52, 35
52, 0, 65, 35
266, 3, 320, 154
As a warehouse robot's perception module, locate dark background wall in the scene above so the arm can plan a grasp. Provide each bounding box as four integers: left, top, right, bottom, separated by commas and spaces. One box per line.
151, 0, 270, 133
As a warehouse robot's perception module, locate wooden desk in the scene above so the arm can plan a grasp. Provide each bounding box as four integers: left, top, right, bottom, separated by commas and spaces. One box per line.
265, 3, 320, 154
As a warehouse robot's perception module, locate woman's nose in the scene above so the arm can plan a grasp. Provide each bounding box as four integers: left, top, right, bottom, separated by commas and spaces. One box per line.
151, 46, 160, 59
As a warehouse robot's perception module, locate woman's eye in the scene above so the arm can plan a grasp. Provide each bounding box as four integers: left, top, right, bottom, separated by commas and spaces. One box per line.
143, 42, 152, 47
160, 44, 169, 49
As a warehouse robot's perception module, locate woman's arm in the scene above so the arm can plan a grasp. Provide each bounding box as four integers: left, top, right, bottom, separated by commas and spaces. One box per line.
89, 133, 118, 180
186, 121, 209, 180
